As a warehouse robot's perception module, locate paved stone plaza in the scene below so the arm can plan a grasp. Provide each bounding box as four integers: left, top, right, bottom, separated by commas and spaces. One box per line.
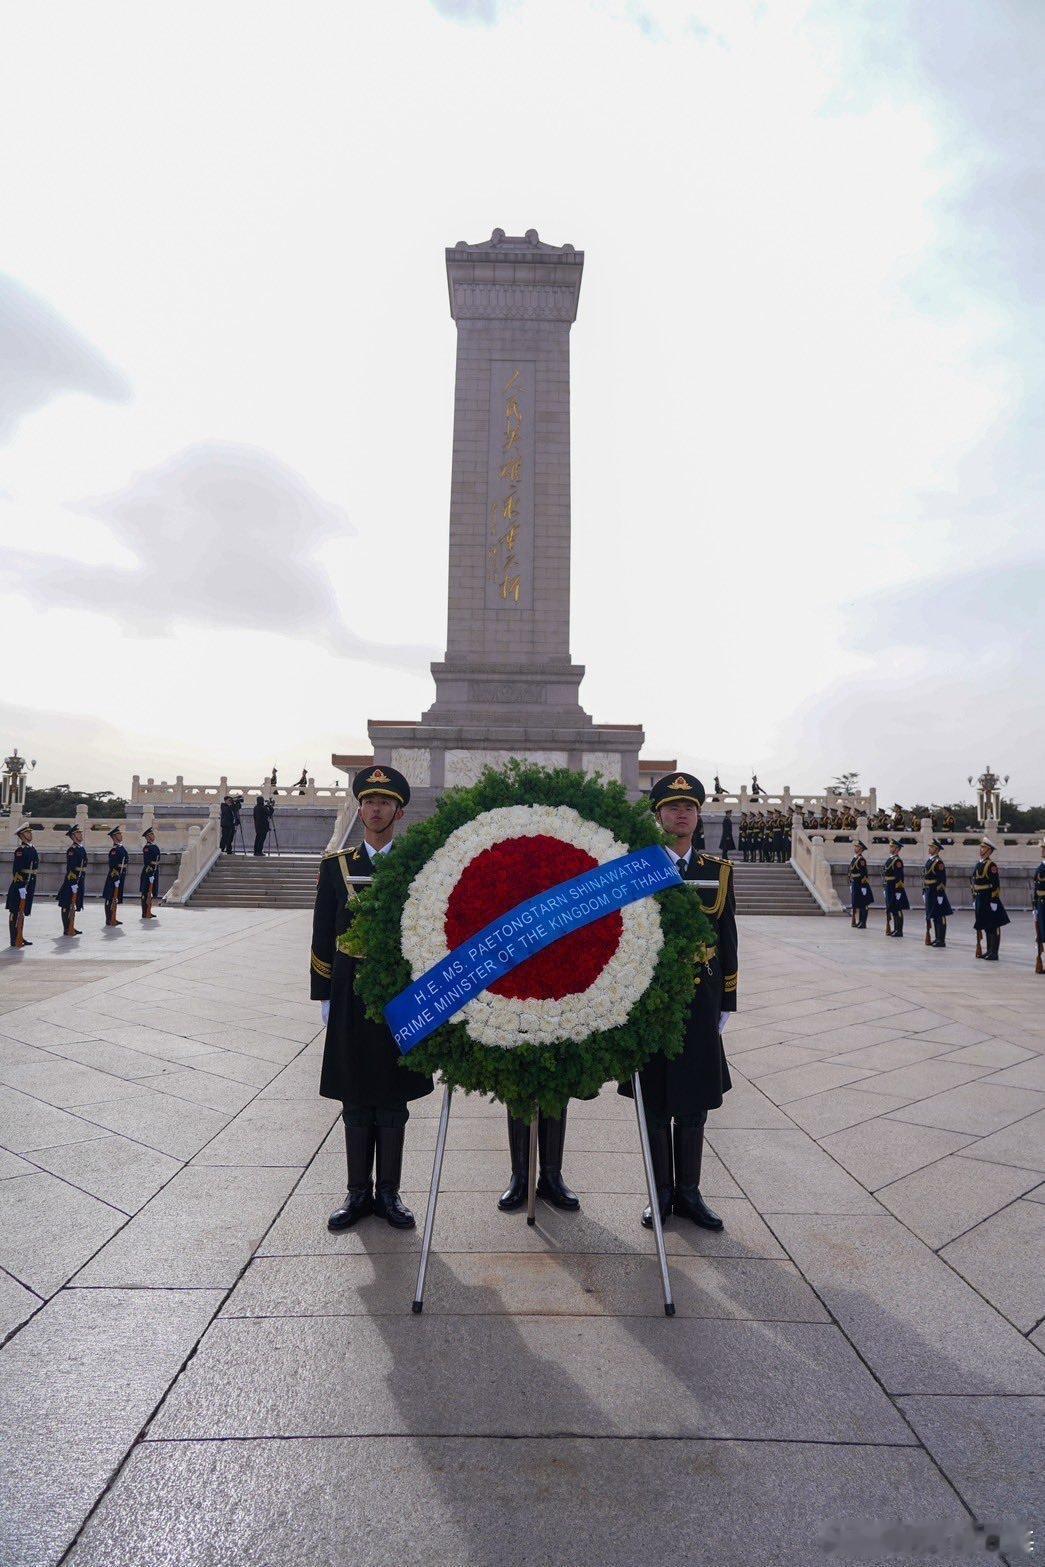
0, 909, 1042, 1566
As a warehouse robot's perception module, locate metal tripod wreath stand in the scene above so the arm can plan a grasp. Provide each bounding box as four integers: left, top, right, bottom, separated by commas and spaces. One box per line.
411, 1071, 675, 1317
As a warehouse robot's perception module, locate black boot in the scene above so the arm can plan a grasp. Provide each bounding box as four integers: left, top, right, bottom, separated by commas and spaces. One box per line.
931, 918, 946, 947
536, 1109, 580, 1210
641, 1120, 674, 1229
671, 1122, 724, 1230
498, 1112, 530, 1211
894, 912, 904, 938
985, 930, 1000, 961
373, 1124, 415, 1228
327, 1123, 376, 1230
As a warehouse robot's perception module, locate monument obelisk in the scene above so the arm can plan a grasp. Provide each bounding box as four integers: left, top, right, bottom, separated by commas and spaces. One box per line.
367, 229, 644, 817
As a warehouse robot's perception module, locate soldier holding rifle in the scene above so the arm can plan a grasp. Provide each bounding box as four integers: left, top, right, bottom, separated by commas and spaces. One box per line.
102, 826, 128, 927
882, 839, 910, 938
971, 837, 1009, 962
140, 827, 161, 919
922, 838, 952, 948
57, 826, 87, 937
6, 823, 38, 948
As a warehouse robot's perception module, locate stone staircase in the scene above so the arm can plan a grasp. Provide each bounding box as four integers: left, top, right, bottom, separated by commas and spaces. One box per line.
189, 853, 321, 909
728, 860, 823, 916
187, 849, 823, 916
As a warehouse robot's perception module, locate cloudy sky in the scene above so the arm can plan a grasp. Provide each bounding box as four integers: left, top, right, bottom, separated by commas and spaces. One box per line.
1, 0, 1041, 807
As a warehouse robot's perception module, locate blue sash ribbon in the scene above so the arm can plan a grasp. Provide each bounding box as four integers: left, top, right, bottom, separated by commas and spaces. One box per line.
386, 845, 682, 1053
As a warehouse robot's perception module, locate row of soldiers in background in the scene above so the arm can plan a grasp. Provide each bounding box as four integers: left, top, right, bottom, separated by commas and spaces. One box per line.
738, 811, 792, 862
848, 836, 1044, 970
5, 823, 161, 947
805, 806, 962, 834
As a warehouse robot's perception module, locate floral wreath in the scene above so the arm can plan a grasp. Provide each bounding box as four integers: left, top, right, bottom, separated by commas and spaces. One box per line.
352, 762, 715, 1116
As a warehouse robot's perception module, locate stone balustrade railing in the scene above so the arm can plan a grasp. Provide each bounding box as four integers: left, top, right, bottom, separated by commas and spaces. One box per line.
3, 805, 198, 852
131, 775, 349, 806
789, 817, 846, 913
701, 788, 877, 814
802, 814, 1041, 866
164, 807, 221, 904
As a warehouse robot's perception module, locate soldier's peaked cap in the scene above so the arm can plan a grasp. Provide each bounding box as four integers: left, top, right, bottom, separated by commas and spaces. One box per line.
15, 822, 32, 837
980, 837, 996, 852
929, 838, 943, 851
65, 826, 79, 838
107, 826, 122, 839
352, 764, 410, 807
889, 839, 901, 850
649, 772, 705, 811
142, 828, 155, 838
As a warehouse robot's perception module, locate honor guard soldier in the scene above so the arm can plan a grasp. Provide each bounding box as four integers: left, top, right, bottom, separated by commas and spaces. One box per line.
57, 826, 87, 937
971, 838, 1010, 961
6, 824, 38, 947
310, 765, 433, 1231
739, 813, 750, 862
102, 826, 128, 926
1033, 847, 1045, 974
620, 772, 735, 1232
718, 810, 735, 861
140, 828, 161, 918
922, 838, 952, 947
848, 841, 873, 929
882, 840, 910, 937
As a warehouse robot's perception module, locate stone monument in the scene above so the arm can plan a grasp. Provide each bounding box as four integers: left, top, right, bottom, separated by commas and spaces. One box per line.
366, 229, 644, 819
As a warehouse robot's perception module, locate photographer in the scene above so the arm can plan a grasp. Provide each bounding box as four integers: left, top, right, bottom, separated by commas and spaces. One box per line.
252, 795, 274, 856
219, 793, 239, 855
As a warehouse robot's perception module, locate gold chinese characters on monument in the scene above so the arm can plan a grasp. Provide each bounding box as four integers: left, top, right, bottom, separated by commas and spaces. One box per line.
485, 362, 534, 610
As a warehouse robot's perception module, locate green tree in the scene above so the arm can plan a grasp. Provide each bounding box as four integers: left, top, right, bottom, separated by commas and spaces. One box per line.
831, 772, 860, 796
24, 785, 127, 820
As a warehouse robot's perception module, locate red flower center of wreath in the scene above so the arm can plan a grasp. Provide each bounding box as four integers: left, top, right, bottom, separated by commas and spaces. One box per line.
443, 834, 623, 1001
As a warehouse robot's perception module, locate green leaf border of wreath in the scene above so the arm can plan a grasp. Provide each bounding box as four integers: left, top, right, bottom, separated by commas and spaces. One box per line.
353, 761, 716, 1117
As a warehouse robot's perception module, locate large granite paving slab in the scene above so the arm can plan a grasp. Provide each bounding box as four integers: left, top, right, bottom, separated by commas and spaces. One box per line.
708, 1129, 882, 1213
64, 1435, 978, 1567
0, 1085, 107, 1154
0, 1286, 221, 1567
23, 1132, 181, 1214
0, 1266, 41, 1340
898, 1395, 1044, 1533
875, 1153, 1042, 1249
190, 1097, 339, 1166
958, 1108, 1045, 1173
817, 1119, 979, 1191
0, 1171, 126, 1296
149, 1313, 912, 1444
74, 1164, 303, 1288
71, 1086, 232, 1159
939, 1198, 1045, 1332
887, 1084, 1045, 1136
768, 1212, 1045, 1394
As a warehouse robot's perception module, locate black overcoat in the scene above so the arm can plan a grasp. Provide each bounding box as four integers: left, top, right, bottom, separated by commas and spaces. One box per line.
56, 845, 87, 910
883, 854, 911, 912
310, 843, 433, 1108
620, 851, 736, 1117
6, 844, 38, 915
140, 842, 162, 897
971, 859, 1010, 932
922, 855, 954, 919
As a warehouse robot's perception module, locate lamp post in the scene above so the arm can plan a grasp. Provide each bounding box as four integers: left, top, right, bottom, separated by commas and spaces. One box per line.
967, 766, 1009, 829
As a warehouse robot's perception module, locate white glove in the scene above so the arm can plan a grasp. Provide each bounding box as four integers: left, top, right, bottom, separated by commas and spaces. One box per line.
147, 877, 155, 886
321, 999, 330, 1025
18, 888, 26, 899
990, 901, 998, 911
718, 1013, 729, 1033
937, 896, 944, 904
